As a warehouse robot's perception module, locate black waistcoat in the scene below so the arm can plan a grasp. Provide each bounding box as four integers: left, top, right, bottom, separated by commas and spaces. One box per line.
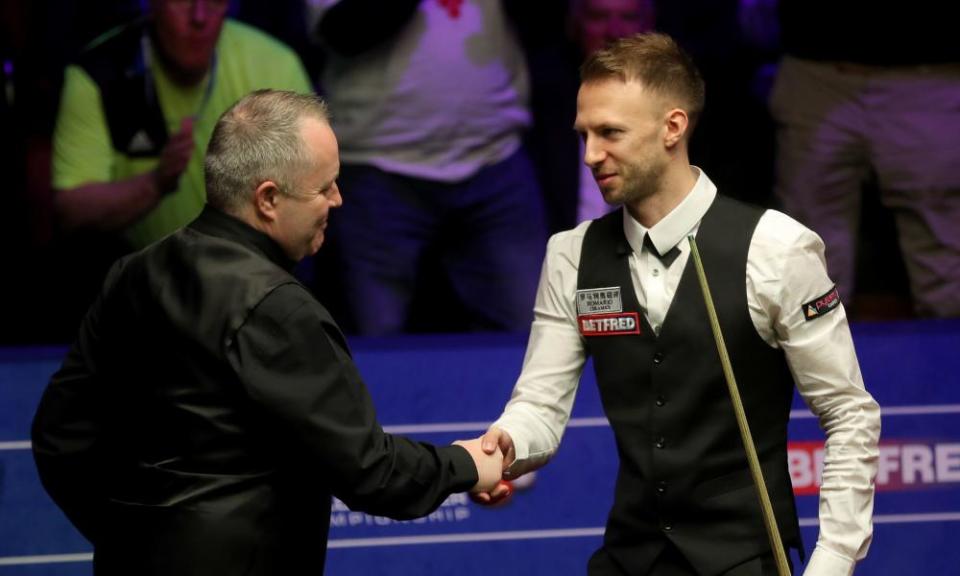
578, 197, 801, 576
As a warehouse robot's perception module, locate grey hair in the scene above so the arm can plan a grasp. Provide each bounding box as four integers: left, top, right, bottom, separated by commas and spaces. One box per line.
204, 89, 330, 214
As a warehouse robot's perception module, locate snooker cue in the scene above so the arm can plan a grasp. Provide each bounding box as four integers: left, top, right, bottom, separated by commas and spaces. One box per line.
687, 234, 791, 576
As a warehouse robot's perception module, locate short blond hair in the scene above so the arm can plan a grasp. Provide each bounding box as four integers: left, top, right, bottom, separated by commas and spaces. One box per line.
581, 32, 705, 129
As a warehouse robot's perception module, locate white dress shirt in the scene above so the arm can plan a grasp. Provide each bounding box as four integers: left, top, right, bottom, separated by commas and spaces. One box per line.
494, 169, 881, 576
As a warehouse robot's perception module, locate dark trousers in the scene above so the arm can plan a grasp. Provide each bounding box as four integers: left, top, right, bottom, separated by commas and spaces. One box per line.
589, 543, 793, 576
323, 146, 547, 335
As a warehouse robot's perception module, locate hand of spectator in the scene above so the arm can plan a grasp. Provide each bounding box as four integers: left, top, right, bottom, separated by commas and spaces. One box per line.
154, 117, 196, 195
453, 437, 503, 493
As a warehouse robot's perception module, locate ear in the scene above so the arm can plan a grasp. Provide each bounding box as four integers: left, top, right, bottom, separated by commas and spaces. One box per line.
663, 108, 689, 149
253, 180, 282, 221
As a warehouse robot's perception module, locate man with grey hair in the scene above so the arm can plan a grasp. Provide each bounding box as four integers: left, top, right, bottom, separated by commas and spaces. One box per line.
32, 89, 503, 576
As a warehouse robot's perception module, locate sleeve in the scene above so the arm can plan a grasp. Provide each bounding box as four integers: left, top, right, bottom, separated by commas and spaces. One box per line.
230, 284, 477, 519
750, 213, 881, 576
31, 258, 127, 543
494, 228, 589, 477
51, 65, 114, 190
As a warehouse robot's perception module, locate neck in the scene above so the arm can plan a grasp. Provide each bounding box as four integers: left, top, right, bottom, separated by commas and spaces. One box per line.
625, 156, 697, 229
160, 57, 209, 88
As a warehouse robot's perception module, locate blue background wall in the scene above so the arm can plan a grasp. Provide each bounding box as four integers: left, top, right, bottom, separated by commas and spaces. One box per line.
2, 321, 959, 574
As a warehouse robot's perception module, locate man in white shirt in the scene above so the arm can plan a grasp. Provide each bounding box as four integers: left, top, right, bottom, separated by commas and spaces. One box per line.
478, 33, 880, 575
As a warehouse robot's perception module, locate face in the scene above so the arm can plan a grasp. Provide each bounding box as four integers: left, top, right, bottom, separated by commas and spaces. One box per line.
577, 0, 655, 56
272, 119, 342, 262
152, 0, 228, 84
575, 78, 669, 206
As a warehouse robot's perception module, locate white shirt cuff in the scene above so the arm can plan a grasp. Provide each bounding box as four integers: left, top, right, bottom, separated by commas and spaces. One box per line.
802, 544, 856, 576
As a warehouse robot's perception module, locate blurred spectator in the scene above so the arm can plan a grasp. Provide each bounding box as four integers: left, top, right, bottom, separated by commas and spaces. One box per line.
308, 0, 547, 335
570, 0, 656, 223
53, 0, 311, 247
48, 0, 312, 335
655, 0, 778, 207
572, 0, 656, 57
771, 0, 960, 317
234, 0, 323, 79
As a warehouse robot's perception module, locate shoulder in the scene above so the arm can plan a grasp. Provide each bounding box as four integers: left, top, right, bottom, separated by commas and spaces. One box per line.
253, 282, 350, 353
220, 20, 302, 61
255, 282, 321, 321
747, 209, 832, 306
545, 220, 592, 269
753, 209, 824, 256
218, 20, 310, 91
59, 65, 102, 105
73, 21, 143, 80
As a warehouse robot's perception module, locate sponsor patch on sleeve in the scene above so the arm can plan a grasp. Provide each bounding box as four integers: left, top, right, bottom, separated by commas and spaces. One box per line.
802, 285, 841, 321
576, 287, 623, 315
578, 312, 641, 337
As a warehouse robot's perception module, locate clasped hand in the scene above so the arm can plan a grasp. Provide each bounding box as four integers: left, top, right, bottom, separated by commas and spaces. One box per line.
454, 427, 517, 505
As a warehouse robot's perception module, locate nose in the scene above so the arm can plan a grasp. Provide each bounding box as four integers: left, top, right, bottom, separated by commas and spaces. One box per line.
583, 134, 606, 168
329, 183, 343, 208
191, 0, 209, 25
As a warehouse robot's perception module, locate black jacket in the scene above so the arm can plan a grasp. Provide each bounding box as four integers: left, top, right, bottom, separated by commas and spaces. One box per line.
32, 206, 477, 575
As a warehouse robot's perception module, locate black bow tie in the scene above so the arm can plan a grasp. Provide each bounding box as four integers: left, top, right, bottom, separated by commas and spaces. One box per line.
643, 234, 681, 268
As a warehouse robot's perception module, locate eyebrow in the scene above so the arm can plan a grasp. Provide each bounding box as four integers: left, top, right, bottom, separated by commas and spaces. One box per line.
573, 122, 623, 133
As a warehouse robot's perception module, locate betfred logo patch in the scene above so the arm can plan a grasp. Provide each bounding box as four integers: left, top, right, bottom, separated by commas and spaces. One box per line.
803, 285, 841, 321
578, 312, 641, 337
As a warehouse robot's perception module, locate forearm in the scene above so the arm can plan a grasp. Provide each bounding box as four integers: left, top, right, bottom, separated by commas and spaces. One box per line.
331, 433, 478, 519
233, 287, 478, 519
494, 319, 585, 477
54, 172, 163, 232
495, 402, 567, 478
803, 386, 881, 575
786, 323, 880, 574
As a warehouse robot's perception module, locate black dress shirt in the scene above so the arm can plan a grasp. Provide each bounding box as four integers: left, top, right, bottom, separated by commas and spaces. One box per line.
32, 206, 477, 575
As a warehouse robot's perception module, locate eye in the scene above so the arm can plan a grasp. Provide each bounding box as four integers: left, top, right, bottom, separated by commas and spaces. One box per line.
316, 182, 338, 199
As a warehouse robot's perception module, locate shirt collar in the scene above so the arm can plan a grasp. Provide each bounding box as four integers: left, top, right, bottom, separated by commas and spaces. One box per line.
188, 205, 298, 272
623, 167, 717, 257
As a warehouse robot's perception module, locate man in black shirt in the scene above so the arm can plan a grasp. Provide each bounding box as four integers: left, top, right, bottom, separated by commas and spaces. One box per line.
31, 89, 503, 576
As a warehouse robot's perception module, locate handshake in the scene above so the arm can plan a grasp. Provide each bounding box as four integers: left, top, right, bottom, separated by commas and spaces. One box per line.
454, 426, 516, 505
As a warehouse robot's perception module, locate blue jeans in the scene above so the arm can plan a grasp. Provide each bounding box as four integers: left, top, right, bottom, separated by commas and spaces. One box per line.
325, 147, 547, 335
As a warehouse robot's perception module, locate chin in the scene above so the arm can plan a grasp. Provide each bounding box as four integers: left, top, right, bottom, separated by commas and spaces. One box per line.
601, 189, 623, 204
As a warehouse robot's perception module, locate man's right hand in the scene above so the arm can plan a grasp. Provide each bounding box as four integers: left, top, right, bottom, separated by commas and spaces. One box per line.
481, 426, 515, 470
154, 117, 196, 195
453, 438, 503, 493
471, 426, 517, 505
